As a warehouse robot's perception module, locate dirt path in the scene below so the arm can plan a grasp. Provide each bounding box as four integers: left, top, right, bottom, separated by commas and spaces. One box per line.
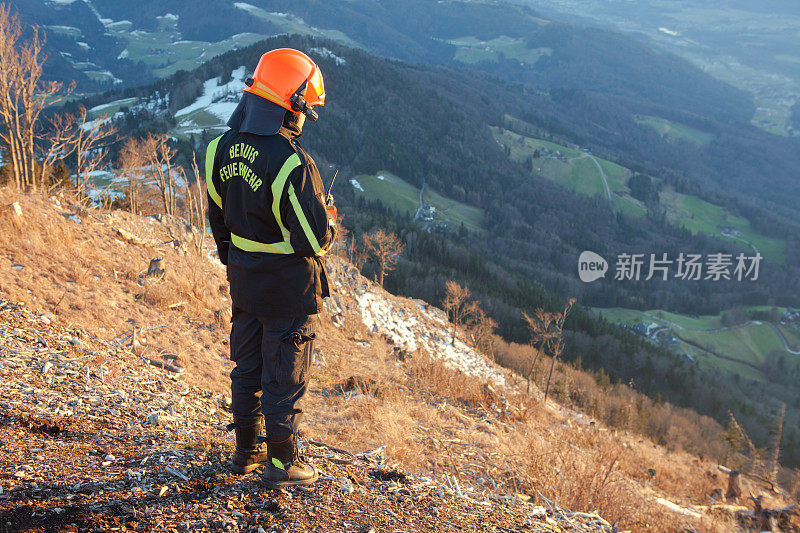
567, 154, 613, 210
641, 312, 800, 355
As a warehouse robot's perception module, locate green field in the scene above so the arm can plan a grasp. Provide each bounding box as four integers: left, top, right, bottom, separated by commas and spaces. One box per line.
95, 7, 359, 80
491, 127, 647, 216
660, 189, 785, 262
88, 97, 140, 118
105, 15, 269, 78
350, 172, 484, 233
492, 125, 785, 261
636, 115, 716, 146
450, 35, 552, 65
779, 324, 800, 349
594, 307, 799, 382
231, 3, 361, 49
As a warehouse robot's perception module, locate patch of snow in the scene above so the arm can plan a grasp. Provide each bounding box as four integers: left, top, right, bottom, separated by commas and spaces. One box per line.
85, 70, 123, 84
377, 174, 386, 181
310, 47, 346, 66
175, 66, 247, 119
350, 179, 364, 192
654, 498, 701, 518
658, 27, 680, 36
117, 48, 129, 59
44, 25, 81, 33
89, 97, 138, 113
350, 285, 506, 386
81, 117, 112, 132
82, 0, 113, 26
233, 2, 262, 14
106, 20, 132, 30
205, 102, 240, 122
47, 0, 78, 4
159, 13, 179, 21
180, 128, 210, 135
76, 42, 90, 51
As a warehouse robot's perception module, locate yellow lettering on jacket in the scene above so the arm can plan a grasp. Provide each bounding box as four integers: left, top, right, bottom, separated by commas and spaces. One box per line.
220, 161, 262, 192
228, 143, 258, 164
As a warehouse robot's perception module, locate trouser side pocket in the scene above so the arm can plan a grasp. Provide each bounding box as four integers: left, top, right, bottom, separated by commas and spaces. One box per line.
277, 328, 315, 384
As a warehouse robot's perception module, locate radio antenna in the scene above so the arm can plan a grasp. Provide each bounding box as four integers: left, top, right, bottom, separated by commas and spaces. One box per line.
326, 169, 339, 204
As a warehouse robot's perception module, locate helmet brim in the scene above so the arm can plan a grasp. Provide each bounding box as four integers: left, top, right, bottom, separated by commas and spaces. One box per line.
227, 91, 288, 136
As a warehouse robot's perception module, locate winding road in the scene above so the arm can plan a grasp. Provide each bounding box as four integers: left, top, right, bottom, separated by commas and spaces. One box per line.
567, 154, 614, 211
716, 232, 760, 255
641, 311, 800, 355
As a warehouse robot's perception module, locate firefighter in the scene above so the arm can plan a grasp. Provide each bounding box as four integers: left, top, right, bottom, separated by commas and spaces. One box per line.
205, 48, 336, 488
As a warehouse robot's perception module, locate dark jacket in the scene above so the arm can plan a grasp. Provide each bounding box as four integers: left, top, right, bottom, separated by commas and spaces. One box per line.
206, 126, 336, 317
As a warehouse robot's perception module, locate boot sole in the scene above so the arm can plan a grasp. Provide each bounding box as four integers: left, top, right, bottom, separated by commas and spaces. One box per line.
230, 461, 264, 475
262, 470, 319, 489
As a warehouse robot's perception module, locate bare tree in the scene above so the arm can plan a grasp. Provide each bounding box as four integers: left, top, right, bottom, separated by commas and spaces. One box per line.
466, 304, 497, 360
442, 280, 472, 345
72, 108, 117, 200
183, 152, 207, 256
769, 403, 786, 483
345, 234, 368, 270
363, 229, 404, 287
118, 133, 178, 216
521, 311, 544, 394
144, 134, 178, 216
522, 298, 575, 401
727, 411, 763, 475
117, 137, 148, 215
0, 5, 74, 190
38, 112, 81, 189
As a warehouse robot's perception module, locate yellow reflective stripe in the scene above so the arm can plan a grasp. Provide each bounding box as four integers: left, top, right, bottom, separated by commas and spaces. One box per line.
231, 233, 293, 254
271, 153, 301, 238
250, 82, 284, 105
287, 183, 326, 256
205, 134, 224, 208
227, 153, 303, 255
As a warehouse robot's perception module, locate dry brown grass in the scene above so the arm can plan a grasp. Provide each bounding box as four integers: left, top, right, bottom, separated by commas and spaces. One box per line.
2, 186, 790, 531
0, 188, 232, 393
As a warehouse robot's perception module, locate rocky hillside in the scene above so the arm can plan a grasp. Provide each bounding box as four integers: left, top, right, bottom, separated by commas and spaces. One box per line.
0, 189, 796, 531
0, 294, 615, 532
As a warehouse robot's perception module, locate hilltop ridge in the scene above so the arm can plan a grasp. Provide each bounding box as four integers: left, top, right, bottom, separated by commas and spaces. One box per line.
1, 190, 799, 530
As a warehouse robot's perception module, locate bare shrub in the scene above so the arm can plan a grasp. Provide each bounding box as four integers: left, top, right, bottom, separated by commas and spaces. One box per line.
466, 304, 497, 359
442, 280, 472, 345
363, 229, 404, 286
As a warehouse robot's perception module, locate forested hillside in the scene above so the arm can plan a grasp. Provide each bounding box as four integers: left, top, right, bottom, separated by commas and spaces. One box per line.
19, 0, 800, 213
19, 0, 751, 120
70, 35, 800, 467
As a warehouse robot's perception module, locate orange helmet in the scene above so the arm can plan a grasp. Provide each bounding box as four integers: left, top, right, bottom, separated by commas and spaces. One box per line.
244, 48, 325, 121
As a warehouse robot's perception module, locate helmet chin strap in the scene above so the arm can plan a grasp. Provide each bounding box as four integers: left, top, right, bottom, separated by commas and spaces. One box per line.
289, 79, 319, 122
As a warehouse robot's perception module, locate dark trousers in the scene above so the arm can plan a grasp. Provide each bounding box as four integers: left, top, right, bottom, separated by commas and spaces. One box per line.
230, 307, 315, 437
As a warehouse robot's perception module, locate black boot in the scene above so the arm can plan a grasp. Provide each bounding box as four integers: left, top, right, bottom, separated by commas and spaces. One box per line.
229, 416, 269, 474
262, 434, 319, 488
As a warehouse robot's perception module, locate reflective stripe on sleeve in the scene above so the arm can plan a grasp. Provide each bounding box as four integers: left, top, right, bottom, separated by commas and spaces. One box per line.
205, 134, 224, 208
287, 183, 326, 256
271, 153, 301, 237
230, 233, 294, 254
